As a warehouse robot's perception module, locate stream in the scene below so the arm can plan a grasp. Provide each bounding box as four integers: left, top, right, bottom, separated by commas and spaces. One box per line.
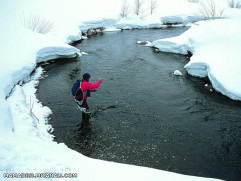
37, 28, 241, 181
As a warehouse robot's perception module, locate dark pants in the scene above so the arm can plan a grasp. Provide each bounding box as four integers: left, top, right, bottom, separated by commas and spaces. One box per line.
80, 99, 89, 110
81, 99, 90, 124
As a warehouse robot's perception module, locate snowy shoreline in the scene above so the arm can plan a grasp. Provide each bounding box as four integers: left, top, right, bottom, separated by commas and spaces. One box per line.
152, 18, 241, 101
1, 0, 239, 180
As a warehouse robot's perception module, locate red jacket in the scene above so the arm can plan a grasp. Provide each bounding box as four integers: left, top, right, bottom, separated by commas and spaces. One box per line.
81, 80, 101, 100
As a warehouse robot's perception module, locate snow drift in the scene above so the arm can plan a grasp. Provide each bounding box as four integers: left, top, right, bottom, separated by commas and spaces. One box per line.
152, 17, 241, 101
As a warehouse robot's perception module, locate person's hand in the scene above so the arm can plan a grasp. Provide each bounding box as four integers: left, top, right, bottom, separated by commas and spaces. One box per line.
99, 78, 104, 83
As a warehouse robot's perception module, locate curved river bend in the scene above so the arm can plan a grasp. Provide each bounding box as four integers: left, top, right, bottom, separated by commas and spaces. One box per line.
37, 29, 241, 181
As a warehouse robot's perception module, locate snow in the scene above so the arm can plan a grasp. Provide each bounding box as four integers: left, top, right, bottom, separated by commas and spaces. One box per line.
80, 19, 118, 32
137, 41, 152, 46
1, 0, 238, 180
7, 68, 53, 139
116, 15, 163, 29
161, 15, 204, 25
80, 52, 89, 55
104, 27, 122, 32
152, 16, 241, 100
37, 46, 79, 62
174, 70, 183, 76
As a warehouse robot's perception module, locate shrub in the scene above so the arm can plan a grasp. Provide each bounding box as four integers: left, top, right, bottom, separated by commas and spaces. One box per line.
227, 0, 241, 8
134, 0, 145, 15
120, 0, 131, 18
20, 12, 55, 34
150, 0, 157, 14
198, 0, 224, 20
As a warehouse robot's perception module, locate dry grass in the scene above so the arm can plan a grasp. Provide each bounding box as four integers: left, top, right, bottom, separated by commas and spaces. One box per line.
227, 0, 241, 8
198, 0, 224, 20
20, 12, 55, 34
30, 95, 40, 123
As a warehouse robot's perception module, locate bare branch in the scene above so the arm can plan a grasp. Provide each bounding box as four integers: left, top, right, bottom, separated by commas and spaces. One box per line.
120, 0, 131, 18
134, 0, 145, 15
150, 0, 157, 14
199, 0, 224, 20
20, 12, 55, 34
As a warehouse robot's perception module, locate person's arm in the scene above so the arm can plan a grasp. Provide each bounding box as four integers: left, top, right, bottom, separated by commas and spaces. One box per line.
85, 80, 101, 90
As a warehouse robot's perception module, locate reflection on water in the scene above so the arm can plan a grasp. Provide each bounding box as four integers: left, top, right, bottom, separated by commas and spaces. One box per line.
37, 29, 241, 181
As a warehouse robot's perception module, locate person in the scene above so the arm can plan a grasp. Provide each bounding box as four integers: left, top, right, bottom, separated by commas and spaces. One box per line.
77, 73, 103, 120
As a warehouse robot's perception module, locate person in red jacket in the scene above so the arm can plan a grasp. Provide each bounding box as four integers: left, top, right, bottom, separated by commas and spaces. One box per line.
79, 73, 103, 117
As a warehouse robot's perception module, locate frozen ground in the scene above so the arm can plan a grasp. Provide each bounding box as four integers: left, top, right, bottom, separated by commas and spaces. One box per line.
0, 0, 238, 180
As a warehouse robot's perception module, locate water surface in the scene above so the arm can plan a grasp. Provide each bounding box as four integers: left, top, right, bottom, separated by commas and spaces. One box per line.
37, 28, 241, 181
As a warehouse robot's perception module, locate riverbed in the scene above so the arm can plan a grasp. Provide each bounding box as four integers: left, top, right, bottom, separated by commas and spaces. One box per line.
37, 28, 241, 181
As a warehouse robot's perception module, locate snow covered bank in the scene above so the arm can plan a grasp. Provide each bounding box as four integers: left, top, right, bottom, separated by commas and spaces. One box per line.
36, 46, 79, 63
161, 15, 204, 26
152, 15, 241, 100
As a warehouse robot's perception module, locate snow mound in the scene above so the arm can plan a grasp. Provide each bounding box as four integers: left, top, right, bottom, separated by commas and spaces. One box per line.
116, 15, 163, 29
137, 41, 152, 46
152, 38, 191, 55
152, 17, 241, 101
67, 32, 82, 44
161, 15, 204, 25
174, 70, 183, 76
36, 46, 79, 62
184, 62, 208, 78
80, 19, 118, 32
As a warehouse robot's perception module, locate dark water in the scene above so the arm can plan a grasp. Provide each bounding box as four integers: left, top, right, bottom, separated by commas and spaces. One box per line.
37, 28, 241, 181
